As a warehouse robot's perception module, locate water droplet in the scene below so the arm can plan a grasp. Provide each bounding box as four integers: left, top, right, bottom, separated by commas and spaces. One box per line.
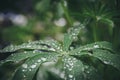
24, 51, 27, 53
69, 68, 72, 71
60, 71, 65, 78
29, 68, 32, 71
64, 66, 66, 69
33, 50, 36, 53
94, 45, 99, 48
22, 64, 28, 68
86, 71, 90, 73
104, 61, 109, 64
69, 62, 73, 66
69, 74, 73, 78
30, 64, 36, 68
70, 47, 74, 50
22, 69, 25, 72
27, 45, 31, 48
41, 57, 46, 61
37, 59, 41, 62
49, 48, 56, 51
23, 75, 26, 78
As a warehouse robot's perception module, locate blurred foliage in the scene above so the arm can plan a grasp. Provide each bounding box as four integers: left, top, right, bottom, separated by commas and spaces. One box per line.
0, 0, 120, 50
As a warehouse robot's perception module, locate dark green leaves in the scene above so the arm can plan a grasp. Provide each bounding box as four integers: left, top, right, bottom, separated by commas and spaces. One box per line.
0, 39, 62, 53
0, 24, 120, 80
92, 49, 120, 70
63, 24, 85, 51
12, 53, 58, 80
70, 41, 115, 55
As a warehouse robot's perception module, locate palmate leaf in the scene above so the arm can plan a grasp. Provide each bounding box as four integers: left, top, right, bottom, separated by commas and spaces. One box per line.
0, 51, 59, 80
12, 53, 58, 80
0, 39, 62, 53
0, 24, 120, 80
63, 56, 102, 80
69, 41, 120, 71
63, 24, 85, 51
70, 41, 115, 55
92, 49, 120, 70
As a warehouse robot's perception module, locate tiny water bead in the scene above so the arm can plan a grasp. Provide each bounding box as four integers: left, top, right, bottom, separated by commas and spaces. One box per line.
37, 59, 41, 62
22, 64, 28, 68
69, 74, 73, 78
41, 57, 47, 61
30, 64, 37, 68
94, 45, 99, 48
29, 68, 32, 71
49, 48, 56, 51
22, 69, 26, 72
26, 45, 31, 48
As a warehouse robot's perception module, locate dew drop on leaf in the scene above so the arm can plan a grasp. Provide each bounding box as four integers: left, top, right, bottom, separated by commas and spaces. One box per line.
29, 68, 32, 71
22, 64, 28, 68
26, 45, 31, 48
23, 75, 26, 78
22, 69, 26, 72
24, 51, 27, 53
69, 74, 73, 78
30, 64, 37, 68
94, 45, 99, 48
49, 48, 56, 51
37, 59, 41, 62
41, 57, 46, 61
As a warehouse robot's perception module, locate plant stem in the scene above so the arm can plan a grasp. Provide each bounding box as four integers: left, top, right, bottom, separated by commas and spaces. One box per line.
93, 21, 98, 42
60, 0, 73, 26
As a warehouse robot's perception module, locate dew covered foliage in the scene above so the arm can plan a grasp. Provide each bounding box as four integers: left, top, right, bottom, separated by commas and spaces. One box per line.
0, 24, 120, 80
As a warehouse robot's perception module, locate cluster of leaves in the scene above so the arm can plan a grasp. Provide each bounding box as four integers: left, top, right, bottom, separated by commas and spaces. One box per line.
0, 24, 120, 80
1, 0, 120, 51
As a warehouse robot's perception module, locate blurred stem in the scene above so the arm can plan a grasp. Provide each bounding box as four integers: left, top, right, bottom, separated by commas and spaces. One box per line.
93, 21, 99, 42
61, 0, 73, 26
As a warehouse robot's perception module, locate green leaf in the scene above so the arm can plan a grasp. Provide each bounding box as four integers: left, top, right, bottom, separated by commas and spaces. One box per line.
36, 61, 64, 80
63, 34, 72, 51
63, 56, 84, 80
63, 24, 85, 51
0, 39, 62, 53
63, 56, 102, 80
3, 51, 43, 63
12, 52, 58, 80
68, 24, 85, 41
0, 60, 26, 80
92, 49, 120, 71
70, 41, 115, 55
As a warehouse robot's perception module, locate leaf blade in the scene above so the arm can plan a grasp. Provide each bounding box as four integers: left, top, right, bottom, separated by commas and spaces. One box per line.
92, 49, 120, 71
0, 39, 62, 53
70, 41, 115, 55
12, 52, 58, 80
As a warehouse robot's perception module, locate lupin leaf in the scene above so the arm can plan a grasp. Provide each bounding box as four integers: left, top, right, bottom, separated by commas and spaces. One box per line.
12, 53, 58, 80
92, 49, 120, 71
0, 39, 62, 53
63, 24, 85, 51
63, 34, 72, 51
63, 56, 102, 80
0, 24, 120, 80
70, 41, 115, 55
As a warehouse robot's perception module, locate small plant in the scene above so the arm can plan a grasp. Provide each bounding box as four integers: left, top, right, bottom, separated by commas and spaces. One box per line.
0, 24, 120, 80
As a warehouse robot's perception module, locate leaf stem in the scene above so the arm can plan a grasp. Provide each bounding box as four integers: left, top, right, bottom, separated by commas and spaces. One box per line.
93, 21, 99, 42
60, 0, 73, 26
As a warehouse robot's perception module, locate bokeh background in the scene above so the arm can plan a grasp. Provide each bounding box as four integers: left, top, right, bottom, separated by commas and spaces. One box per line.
0, 0, 120, 51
